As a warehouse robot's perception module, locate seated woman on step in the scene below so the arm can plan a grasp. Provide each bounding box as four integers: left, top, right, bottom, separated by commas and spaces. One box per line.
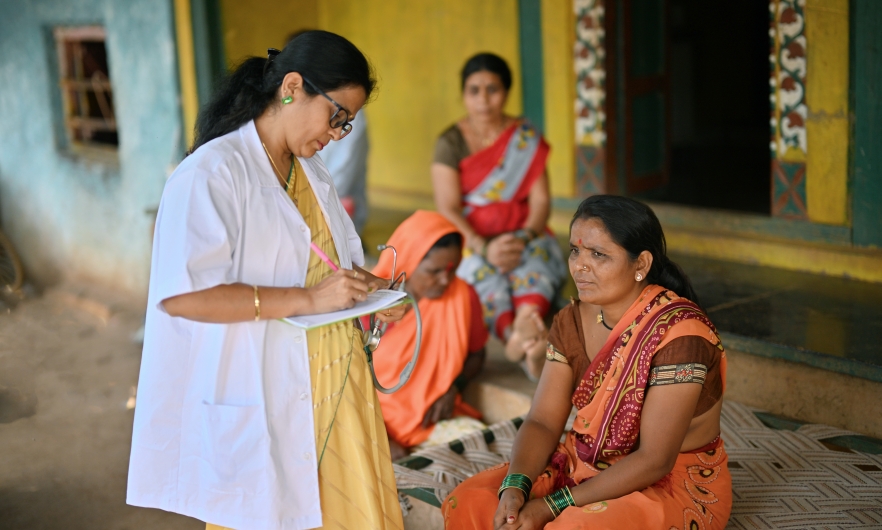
371, 211, 489, 461
442, 195, 732, 530
432, 53, 568, 381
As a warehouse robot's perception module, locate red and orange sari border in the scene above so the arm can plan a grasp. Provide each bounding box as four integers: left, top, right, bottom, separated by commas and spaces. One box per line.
568, 286, 724, 467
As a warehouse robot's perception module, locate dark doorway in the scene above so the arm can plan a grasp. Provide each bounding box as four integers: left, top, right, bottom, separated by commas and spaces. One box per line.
642, 0, 771, 214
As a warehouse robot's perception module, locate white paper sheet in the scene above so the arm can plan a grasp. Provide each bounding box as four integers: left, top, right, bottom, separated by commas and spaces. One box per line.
281, 289, 408, 330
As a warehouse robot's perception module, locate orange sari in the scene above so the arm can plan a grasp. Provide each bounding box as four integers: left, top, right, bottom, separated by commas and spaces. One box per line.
371, 211, 481, 447
442, 285, 732, 529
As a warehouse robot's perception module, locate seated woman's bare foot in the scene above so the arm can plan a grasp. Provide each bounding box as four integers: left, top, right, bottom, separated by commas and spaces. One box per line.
504, 305, 544, 362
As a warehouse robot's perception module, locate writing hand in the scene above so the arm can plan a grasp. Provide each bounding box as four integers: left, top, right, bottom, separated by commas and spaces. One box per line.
305, 269, 369, 313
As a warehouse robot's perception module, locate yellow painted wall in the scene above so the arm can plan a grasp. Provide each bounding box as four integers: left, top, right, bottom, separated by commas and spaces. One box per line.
805, 0, 849, 226
317, 0, 523, 201
542, 0, 576, 198
217, 0, 579, 206
219, 0, 318, 65
173, 0, 199, 147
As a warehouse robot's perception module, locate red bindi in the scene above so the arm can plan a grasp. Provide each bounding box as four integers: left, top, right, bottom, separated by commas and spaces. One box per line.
578, 238, 582, 246
445, 262, 455, 273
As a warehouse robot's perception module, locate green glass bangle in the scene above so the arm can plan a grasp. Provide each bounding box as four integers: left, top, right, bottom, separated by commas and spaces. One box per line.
543, 495, 560, 517
543, 486, 575, 518
563, 486, 576, 507
497, 473, 533, 501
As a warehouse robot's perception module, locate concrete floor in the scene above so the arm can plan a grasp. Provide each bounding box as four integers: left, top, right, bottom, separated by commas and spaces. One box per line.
0, 285, 201, 530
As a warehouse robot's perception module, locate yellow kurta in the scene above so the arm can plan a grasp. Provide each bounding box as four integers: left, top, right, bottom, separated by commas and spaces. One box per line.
209, 158, 402, 530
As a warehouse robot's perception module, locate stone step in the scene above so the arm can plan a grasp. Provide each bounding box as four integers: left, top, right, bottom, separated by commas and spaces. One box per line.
462, 338, 536, 424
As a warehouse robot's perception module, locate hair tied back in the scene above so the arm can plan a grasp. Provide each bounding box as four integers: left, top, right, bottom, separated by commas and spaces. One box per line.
191, 31, 375, 154
264, 48, 281, 76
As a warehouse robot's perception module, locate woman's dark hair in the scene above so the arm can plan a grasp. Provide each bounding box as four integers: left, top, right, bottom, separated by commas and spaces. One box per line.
191, 30, 376, 153
461, 53, 512, 91
423, 232, 463, 261
571, 195, 699, 304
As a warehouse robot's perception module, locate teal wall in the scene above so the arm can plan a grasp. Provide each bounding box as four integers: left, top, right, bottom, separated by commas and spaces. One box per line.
0, 0, 182, 293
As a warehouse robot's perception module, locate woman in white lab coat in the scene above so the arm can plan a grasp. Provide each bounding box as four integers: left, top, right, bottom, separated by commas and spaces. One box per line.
127, 31, 405, 530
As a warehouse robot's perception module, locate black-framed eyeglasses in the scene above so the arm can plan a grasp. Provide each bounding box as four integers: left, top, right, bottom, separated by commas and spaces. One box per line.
302, 76, 353, 138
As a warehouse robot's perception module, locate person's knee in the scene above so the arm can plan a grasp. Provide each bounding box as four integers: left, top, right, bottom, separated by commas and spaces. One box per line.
442, 483, 498, 525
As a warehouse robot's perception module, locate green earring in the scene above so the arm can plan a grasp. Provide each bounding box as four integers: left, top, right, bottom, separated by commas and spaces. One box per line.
282, 95, 293, 105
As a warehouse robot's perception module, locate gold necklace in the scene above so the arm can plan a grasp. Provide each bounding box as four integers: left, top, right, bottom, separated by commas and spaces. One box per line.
261, 142, 297, 204
468, 117, 506, 147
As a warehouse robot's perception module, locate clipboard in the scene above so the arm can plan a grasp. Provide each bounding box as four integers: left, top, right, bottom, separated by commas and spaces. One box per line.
281, 289, 408, 330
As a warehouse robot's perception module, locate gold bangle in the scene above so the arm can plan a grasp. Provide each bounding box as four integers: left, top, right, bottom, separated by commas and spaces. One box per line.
253, 285, 261, 321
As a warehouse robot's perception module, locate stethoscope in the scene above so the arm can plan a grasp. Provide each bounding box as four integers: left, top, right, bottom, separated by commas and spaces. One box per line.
360, 244, 422, 394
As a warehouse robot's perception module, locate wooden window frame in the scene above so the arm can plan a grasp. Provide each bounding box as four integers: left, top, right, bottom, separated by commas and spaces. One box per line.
53, 26, 118, 153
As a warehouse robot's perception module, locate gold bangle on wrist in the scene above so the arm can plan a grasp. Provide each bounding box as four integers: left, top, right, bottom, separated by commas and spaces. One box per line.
253, 285, 261, 321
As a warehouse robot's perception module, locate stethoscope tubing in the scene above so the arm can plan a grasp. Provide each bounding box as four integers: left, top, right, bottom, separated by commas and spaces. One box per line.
367, 296, 421, 394
362, 245, 422, 394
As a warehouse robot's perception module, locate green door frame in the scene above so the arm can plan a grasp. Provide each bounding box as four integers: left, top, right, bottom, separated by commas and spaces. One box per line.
518, 0, 545, 132
851, 0, 882, 248
190, 0, 226, 109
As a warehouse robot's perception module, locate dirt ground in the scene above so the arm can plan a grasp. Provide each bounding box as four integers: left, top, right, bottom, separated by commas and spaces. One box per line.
0, 284, 202, 530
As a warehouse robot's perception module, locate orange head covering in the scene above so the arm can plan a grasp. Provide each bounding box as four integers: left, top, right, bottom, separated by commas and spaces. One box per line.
370, 210, 481, 447
372, 210, 462, 282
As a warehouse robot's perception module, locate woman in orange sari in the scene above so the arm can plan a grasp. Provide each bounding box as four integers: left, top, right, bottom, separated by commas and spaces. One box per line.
371, 211, 489, 461
432, 53, 567, 381
442, 195, 731, 530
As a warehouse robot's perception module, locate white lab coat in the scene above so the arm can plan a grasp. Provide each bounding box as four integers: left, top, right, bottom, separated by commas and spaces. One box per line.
127, 120, 364, 530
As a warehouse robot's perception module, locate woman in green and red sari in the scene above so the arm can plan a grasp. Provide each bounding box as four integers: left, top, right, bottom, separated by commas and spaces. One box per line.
442, 196, 732, 530
432, 53, 567, 380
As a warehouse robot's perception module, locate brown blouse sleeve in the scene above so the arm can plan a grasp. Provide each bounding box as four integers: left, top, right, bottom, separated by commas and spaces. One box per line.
649, 336, 722, 417
547, 303, 591, 391
433, 125, 469, 169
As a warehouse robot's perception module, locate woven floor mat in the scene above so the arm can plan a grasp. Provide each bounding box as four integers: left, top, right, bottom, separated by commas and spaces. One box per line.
394, 401, 882, 529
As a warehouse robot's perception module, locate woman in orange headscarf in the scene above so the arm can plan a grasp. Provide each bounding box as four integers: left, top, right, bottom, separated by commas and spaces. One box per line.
371, 210, 489, 460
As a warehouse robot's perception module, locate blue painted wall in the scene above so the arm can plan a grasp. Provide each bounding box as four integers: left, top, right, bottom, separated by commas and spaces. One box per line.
0, 0, 182, 294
